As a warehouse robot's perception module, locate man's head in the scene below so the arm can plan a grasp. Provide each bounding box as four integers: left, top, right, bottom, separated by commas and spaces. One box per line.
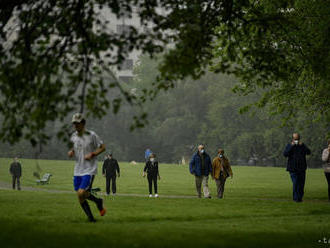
108, 153, 112, 159
72, 113, 86, 133
149, 153, 156, 161
198, 145, 205, 154
13, 157, 18, 162
217, 149, 224, 155
292, 133, 300, 144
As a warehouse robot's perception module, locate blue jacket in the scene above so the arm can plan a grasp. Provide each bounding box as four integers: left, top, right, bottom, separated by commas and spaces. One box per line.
189, 152, 212, 176
283, 143, 311, 172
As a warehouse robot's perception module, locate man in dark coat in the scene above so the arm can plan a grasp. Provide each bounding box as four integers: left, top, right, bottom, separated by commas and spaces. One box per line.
9, 157, 22, 190
189, 144, 212, 198
102, 154, 120, 196
283, 133, 311, 202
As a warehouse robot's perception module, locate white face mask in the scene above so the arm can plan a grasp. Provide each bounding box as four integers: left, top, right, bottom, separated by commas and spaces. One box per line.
219, 154, 223, 158
294, 140, 299, 145
150, 158, 155, 162
200, 149, 205, 154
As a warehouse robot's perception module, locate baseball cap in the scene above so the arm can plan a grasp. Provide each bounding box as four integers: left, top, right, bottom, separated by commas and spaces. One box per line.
72, 113, 85, 123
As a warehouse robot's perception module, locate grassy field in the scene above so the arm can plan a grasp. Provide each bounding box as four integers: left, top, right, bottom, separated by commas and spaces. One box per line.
0, 158, 329, 248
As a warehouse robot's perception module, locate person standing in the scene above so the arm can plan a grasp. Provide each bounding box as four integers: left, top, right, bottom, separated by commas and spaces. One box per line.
189, 145, 212, 198
321, 139, 330, 201
143, 153, 160, 197
102, 153, 120, 196
9, 157, 22, 190
283, 133, 311, 202
68, 113, 106, 222
212, 149, 233, 199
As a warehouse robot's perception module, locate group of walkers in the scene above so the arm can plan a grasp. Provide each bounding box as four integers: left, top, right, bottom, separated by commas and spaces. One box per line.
7, 112, 330, 223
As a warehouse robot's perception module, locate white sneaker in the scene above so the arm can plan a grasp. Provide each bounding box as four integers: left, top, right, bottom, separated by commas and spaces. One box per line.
149, 194, 153, 198
155, 194, 159, 198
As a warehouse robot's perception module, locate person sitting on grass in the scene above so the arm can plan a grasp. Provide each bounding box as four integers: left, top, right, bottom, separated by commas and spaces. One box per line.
143, 153, 160, 198
68, 113, 106, 222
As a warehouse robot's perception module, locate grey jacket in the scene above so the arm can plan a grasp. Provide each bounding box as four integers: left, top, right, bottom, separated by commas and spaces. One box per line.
322, 148, 330, 173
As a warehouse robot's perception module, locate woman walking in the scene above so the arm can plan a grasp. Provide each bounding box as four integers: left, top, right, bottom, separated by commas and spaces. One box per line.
143, 153, 160, 197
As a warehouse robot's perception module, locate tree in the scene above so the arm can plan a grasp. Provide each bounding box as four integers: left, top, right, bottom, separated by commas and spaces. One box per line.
0, 0, 329, 148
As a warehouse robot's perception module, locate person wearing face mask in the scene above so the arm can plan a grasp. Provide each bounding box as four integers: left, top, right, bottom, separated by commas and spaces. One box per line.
283, 133, 311, 202
321, 139, 330, 201
212, 149, 233, 198
189, 145, 212, 198
143, 153, 160, 197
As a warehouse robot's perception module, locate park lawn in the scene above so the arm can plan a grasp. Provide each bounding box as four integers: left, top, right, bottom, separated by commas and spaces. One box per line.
0, 158, 328, 200
0, 190, 329, 248
0, 158, 330, 248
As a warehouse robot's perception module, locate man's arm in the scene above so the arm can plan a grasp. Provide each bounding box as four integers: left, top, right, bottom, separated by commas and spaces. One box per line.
85, 144, 106, 160
189, 156, 195, 174
283, 144, 293, 157
116, 160, 120, 177
303, 144, 311, 155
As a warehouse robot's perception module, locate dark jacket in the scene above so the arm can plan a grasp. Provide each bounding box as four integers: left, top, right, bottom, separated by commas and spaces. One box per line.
10, 162, 22, 177
189, 152, 212, 176
283, 143, 311, 172
102, 158, 120, 177
144, 161, 159, 177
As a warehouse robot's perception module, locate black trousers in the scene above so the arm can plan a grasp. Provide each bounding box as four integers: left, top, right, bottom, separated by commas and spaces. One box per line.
325, 172, 330, 200
12, 175, 21, 190
147, 175, 157, 194
106, 175, 117, 194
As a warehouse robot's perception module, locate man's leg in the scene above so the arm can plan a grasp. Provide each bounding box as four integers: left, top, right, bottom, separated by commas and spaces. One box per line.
195, 176, 202, 198
290, 172, 298, 201
74, 176, 96, 222
105, 176, 110, 195
12, 176, 16, 189
202, 175, 210, 198
219, 177, 226, 198
325, 172, 330, 200
215, 179, 221, 198
86, 175, 106, 216
297, 171, 306, 202
147, 176, 153, 194
112, 175, 117, 194
17, 176, 21, 190
153, 176, 158, 194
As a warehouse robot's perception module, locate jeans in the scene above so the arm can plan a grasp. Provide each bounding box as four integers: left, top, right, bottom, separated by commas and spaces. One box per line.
325, 172, 330, 200
106, 175, 117, 194
195, 175, 210, 198
289, 171, 306, 202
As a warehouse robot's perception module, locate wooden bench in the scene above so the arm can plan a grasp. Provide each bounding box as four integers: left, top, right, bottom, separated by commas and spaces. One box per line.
36, 173, 52, 185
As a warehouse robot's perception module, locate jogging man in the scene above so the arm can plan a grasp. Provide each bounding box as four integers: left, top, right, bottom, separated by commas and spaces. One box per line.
68, 113, 106, 222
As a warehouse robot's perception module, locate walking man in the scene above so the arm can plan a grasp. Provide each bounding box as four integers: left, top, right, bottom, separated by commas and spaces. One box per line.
102, 153, 120, 196
212, 149, 233, 198
189, 145, 212, 198
283, 133, 311, 202
68, 113, 106, 222
9, 157, 22, 190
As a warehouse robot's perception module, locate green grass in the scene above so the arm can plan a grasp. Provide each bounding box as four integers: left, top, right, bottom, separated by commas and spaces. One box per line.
0, 158, 329, 248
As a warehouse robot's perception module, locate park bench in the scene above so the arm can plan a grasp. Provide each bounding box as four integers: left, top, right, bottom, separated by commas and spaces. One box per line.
36, 173, 52, 185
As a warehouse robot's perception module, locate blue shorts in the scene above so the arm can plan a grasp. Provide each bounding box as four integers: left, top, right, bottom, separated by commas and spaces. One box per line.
73, 175, 92, 191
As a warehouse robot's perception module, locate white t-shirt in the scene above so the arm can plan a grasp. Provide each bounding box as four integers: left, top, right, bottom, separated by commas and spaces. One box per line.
70, 129, 103, 176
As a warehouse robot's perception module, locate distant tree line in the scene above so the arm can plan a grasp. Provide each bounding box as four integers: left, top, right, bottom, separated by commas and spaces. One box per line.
0, 56, 328, 168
